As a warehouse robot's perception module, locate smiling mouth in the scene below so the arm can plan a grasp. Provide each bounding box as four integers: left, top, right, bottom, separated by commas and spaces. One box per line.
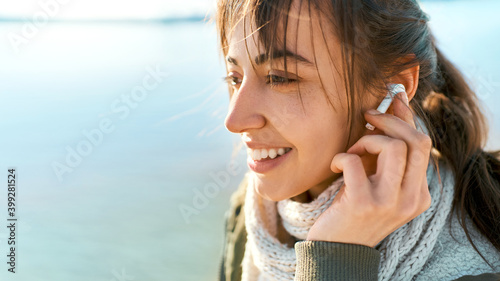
248, 147, 292, 161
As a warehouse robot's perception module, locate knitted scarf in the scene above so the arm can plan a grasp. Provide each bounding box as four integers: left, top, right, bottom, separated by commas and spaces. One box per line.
241, 158, 499, 281
242, 172, 344, 281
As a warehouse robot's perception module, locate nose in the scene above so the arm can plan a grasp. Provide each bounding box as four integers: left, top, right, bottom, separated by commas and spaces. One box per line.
224, 79, 266, 134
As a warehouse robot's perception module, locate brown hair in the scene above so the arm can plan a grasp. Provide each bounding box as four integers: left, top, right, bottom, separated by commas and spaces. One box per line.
215, 0, 500, 264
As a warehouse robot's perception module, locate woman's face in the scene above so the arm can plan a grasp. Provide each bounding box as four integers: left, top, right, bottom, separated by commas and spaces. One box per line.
224, 2, 374, 201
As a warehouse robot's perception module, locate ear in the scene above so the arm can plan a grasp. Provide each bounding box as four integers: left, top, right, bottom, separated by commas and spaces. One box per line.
389, 55, 420, 102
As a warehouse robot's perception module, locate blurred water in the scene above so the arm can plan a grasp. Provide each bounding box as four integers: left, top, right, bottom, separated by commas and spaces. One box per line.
0, 0, 498, 280
0, 21, 246, 281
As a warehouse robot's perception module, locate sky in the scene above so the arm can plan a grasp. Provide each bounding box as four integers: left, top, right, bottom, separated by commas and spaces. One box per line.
0, 0, 216, 20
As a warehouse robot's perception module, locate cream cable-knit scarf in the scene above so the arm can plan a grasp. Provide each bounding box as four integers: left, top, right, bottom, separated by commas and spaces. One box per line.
241, 157, 499, 281
242, 173, 343, 281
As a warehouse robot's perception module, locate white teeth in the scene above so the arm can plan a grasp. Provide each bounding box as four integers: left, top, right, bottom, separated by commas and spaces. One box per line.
260, 149, 268, 159
268, 149, 277, 159
252, 149, 262, 161
249, 147, 290, 161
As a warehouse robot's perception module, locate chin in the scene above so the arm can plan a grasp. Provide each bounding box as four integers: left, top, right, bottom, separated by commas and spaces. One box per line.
254, 180, 301, 202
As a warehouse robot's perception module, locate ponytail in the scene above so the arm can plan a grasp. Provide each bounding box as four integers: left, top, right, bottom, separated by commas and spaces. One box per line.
419, 45, 500, 262
323, 0, 500, 260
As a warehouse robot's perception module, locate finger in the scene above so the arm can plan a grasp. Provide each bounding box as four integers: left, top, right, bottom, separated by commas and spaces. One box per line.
363, 108, 430, 168
401, 145, 431, 191
392, 91, 416, 129
364, 109, 419, 143
331, 184, 345, 205
399, 181, 431, 221
346, 135, 407, 187
363, 110, 432, 187
331, 153, 370, 189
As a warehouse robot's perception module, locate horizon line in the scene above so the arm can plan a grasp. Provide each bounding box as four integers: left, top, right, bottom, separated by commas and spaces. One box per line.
0, 15, 213, 24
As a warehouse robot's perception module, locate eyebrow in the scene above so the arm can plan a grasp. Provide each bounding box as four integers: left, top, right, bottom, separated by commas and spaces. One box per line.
226, 49, 314, 67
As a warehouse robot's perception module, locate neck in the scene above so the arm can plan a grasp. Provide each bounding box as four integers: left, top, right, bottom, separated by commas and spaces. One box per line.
291, 173, 341, 203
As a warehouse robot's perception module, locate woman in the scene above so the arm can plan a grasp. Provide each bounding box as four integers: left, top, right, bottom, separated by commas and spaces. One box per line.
215, 0, 500, 280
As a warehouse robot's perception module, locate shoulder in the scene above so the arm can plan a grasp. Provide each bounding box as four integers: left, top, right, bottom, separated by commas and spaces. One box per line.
229, 172, 248, 212
224, 173, 248, 241
220, 173, 249, 281
454, 273, 500, 281
410, 158, 500, 280
414, 205, 500, 280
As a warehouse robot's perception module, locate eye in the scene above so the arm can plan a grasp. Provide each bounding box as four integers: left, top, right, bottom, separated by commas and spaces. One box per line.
265, 74, 297, 88
222, 73, 242, 87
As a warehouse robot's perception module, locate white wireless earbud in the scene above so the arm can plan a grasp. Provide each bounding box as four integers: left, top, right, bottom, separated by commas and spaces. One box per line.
365, 83, 406, 131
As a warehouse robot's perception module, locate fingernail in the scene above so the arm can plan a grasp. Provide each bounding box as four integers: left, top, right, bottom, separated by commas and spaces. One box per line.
366, 109, 381, 115
365, 123, 375, 130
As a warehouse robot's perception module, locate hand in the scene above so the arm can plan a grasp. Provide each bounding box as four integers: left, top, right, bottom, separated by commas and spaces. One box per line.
307, 92, 433, 247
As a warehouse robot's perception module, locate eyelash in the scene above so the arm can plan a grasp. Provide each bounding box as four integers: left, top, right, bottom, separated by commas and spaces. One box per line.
266, 75, 297, 88
222, 75, 241, 86
222, 74, 297, 89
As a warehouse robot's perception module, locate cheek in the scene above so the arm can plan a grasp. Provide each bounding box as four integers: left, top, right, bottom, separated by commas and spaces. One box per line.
268, 84, 350, 157
266, 96, 303, 133
287, 106, 348, 158
301, 118, 347, 163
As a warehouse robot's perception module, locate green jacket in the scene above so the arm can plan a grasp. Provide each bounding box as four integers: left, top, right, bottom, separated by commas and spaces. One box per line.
219, 175, 500, 281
